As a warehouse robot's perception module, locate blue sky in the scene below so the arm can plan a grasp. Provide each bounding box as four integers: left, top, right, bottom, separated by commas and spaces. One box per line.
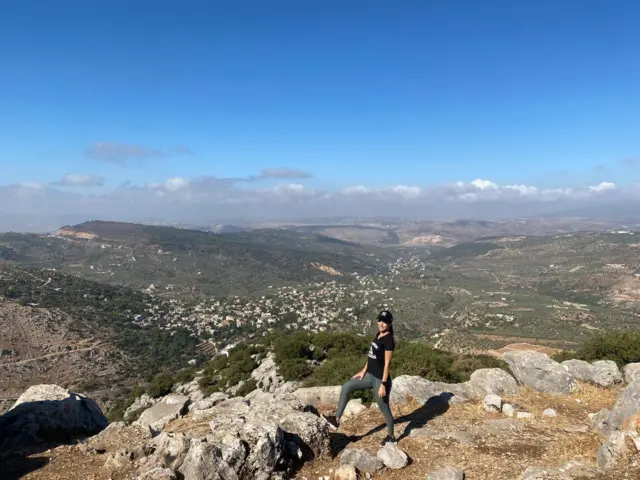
0, 1, 639, 227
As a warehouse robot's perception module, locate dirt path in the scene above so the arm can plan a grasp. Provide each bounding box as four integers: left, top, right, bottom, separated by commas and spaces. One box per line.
0, 344, 101, 368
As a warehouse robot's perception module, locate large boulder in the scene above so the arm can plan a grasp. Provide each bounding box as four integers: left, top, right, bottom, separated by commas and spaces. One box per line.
0, 384, 108, 456
174, 378, 206, 404
293, 386, 341, 406
468, 368, 520, 396
503, 351, 578, 395
561, 359, 622, 388
134, 394, 190, 434
390, 376, 475, 405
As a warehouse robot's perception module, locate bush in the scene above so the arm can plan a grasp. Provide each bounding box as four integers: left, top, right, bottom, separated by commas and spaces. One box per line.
278, 359, 313, 381
236, 378, 258, 397
175, 366, 197, 384
146, 373, 175, 398
552, 330, 640, 366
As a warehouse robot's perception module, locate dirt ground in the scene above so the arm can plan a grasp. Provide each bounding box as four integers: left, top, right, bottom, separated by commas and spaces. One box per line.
298, 383, 639, 480
5, 383, 639, 480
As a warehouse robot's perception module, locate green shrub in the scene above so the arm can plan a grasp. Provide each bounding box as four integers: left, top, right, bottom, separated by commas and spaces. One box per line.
236, 378, 258, 397
146, 373, 175, 398
553, 331, 640, 366
175, 366, 197, 384
278, 359, 313, 381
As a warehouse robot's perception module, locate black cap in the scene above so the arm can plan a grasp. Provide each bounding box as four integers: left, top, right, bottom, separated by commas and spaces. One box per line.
377, 310, 393, 324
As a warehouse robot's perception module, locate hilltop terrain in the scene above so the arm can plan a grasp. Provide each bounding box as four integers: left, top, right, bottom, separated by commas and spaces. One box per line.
1, 220, 640, 412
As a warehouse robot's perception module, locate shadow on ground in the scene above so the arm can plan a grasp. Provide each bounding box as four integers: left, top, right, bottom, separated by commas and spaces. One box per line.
330, 392, 454, 457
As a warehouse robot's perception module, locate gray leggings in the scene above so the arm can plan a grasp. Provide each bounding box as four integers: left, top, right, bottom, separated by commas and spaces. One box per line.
336, 372, 394, 436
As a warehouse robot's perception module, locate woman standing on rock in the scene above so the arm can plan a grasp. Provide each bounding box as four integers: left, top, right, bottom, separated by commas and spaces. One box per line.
327, 310, 396, 445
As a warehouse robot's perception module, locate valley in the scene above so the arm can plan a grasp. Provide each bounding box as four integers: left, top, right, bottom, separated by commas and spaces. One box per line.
1, 219, 640, 410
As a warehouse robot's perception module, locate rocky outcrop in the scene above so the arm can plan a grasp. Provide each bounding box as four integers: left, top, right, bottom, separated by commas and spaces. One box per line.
135, 390, 331, 479
504, 351, 578, 394
124, 393, 159, 421
251, 353, 285, 393
134, 394, 190, 434
561, 359, 622, 388
603, 379, 640, 433
0, 384, 108, 456
391, 368, 519, 406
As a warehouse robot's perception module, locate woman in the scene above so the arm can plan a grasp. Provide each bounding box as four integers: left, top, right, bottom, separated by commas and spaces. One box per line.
328, 309, 396, 445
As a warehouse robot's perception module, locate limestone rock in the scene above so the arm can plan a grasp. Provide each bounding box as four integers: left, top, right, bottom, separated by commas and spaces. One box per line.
597, 431, 631, 470
293, 386, 341, 406
340, 448, 384, 473
426, 465, 465, 480
0, 384, 108, 456
188, 392, 229, 413
251, 353, 284, 393
504, 351, 578, 395
146, 432, 191, 470
623, 363, 640, 384
342, 399, 367, 419
377, 443, 409, 469
561, 359, 622, 388
543, 409, 557, 418
502, 404, 516, 417
335, 464, 357, 480
604, 379, 640, 433
483, 394, 502, 413
469, 368, 519, 396
134, 394, 190, 434
174, 378, 205, 404
125, 394, 159, 422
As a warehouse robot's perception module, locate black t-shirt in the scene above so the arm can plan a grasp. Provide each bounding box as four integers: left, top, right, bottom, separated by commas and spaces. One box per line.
366, 333, 395, 380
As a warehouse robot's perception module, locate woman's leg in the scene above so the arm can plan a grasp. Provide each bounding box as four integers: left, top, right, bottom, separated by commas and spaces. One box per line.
372, 376, 394, 438
335, 374, 374, 420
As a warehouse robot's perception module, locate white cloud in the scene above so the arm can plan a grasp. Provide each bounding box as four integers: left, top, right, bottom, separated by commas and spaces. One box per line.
52, 174, 104, 187
588, 182, 616, 193
0, 176, 638, 230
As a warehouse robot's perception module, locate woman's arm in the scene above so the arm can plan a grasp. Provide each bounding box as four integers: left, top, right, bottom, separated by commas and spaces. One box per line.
381, 350, 393, 383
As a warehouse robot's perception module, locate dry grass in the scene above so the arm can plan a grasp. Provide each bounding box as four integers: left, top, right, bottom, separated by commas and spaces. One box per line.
298, 383, 631, 480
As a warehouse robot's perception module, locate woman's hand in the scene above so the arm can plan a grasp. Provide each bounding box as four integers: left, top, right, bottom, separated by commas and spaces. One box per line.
378, 383, 387, 398
352, 371, 365, 380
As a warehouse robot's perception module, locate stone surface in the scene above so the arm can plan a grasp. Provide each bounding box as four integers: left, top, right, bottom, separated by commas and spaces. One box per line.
520, 461, 603, 479
377, 443, 409, 469
502, 404, 516, 417
468, 368, 520, 396
604, 379, 640, 433
250, 353, 284, 393
504, 351, 578, 395
543, 408, 557, 418
426, 465, 465, 480
125, 394, 159, 422
0, 384, 109, 456
335, 464, 357, 480
137, 467, 178, 480
561, 359, 622, 388
483, 394, 502, 413
293, 386, 342, 406
134, 394, 190, 434
188, 392, 229, 413
339, 448, 385, 473
342, 399, 367, 419
623, 363, 640, 384
597, 431, 630, 470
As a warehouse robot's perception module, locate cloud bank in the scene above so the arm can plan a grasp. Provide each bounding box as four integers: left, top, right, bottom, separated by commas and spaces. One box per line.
2, 176, 638, 231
